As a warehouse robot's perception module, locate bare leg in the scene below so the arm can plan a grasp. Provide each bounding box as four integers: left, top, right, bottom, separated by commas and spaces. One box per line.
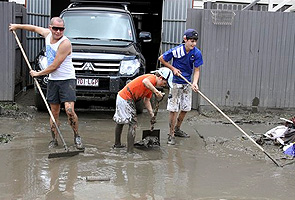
175, 111, 187, 130
169, 111, 178, 136
50, 103, 61, 140
65, 102, 83, 149
65, 102, 79, 137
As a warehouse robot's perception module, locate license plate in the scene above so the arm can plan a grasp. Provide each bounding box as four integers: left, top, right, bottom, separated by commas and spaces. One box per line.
77, 78, 99, 87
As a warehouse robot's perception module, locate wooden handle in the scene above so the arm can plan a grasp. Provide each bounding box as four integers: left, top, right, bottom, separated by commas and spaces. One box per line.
12, 30, 68, 150
178, 74, 281, 167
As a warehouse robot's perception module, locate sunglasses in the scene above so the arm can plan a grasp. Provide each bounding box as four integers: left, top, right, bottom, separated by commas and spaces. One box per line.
51, 26, 65, 31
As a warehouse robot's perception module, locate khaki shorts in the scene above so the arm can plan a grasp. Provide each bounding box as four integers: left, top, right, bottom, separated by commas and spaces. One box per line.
113, 94, 137, 125
167, 83, 192, 112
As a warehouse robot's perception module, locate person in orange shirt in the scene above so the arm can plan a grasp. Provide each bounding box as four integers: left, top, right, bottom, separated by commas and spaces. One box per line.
113, 67, 173, 153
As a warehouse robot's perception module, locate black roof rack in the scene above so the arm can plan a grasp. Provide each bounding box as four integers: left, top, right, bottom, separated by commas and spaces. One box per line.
68, 1, 130, 11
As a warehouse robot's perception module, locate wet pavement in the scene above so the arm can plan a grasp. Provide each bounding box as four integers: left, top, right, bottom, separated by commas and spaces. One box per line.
0, 89, 295, 200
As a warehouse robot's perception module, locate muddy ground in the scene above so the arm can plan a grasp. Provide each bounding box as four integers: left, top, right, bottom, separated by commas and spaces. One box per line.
0, 88, 294, 200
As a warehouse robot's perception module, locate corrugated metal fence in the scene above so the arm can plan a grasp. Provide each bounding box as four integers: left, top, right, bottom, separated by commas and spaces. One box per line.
26, 0, 51, 62
161, 0, 192, 53
0, 1, 50, 102
187, 9, 295, 110
0, 2, 26, 101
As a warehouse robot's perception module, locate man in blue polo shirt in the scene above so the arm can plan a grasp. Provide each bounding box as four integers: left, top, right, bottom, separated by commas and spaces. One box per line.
158, 28, 203, 145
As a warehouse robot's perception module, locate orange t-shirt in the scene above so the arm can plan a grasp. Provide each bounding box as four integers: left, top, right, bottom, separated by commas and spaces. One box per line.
119, 74, 156, 101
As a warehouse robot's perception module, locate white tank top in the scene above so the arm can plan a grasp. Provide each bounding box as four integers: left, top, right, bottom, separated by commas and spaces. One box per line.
45, 32, 76, 80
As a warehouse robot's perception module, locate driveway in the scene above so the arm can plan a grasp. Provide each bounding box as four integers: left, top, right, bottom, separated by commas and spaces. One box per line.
0, 88, 294, 200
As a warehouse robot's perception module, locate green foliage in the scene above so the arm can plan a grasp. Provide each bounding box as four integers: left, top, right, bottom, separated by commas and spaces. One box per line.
0, 102, 19, 111
0, 134, 13, 144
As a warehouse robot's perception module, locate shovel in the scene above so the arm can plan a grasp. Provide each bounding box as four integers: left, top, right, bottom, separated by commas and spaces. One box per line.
179, 74, 281, 167
135, 94, 164, 148
12, 30, 84, 159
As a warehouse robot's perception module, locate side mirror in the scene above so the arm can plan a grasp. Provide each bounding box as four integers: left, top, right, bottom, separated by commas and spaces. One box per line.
139, 31, 152, 42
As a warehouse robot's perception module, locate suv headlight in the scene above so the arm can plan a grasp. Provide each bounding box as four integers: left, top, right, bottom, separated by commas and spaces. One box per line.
36, 54, 49, 85
119, 59, 140, 75
38, 55, 48, 70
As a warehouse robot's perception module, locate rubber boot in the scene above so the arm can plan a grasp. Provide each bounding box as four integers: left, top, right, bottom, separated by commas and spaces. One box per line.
115, 124, 124, 146
127, 124, 136, 153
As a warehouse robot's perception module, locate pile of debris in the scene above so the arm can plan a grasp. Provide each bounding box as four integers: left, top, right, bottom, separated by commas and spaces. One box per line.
254, 117, 295, 157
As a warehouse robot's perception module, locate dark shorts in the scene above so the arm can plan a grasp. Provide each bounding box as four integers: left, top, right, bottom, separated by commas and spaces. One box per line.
47, 79, 76, 104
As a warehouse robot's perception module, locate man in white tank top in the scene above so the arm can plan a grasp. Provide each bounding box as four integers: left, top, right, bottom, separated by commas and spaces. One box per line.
9, 17, 83, 150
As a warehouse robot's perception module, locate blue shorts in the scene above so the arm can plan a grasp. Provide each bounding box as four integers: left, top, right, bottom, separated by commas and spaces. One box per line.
47, 79, 76, 104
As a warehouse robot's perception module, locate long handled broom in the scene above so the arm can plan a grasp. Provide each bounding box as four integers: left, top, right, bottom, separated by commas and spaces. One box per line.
12, 31, 84, 159
179, 74, 281, 167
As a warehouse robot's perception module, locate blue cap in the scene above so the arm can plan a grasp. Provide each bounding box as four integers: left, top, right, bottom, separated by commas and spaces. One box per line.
183, 29, 198, 40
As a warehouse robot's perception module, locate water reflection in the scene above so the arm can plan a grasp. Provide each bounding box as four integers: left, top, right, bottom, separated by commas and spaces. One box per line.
44, 158, 77, 199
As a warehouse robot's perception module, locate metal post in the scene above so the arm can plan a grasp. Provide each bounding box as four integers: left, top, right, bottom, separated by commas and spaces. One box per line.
242, 0, 261, 11
268, 0, 274, 11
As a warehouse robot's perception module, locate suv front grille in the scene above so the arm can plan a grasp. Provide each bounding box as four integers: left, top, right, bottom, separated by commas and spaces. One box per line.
73, 60, 120, 76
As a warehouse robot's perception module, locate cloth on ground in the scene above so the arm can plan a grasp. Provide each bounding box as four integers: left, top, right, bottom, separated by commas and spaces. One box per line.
262, 117, 295, 157
264, 125, 287, 145
283, 143, 295, 157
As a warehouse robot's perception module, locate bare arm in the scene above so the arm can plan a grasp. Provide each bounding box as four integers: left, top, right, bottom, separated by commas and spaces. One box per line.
191, 67, 200, 92
142, 77, 165, 118
9, 24, 50, 38
143, 97, 154, 117
30, 40, 72, 77
142, 78, 163, 99
158, 55, 181, 76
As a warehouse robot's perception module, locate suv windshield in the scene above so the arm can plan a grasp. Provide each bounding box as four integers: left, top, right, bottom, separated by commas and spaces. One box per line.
63, 11, 134, 42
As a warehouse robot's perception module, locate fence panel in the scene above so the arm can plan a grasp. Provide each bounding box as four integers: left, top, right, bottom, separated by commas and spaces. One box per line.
0, 2, 26, 101
187, 9, 295, 110
0, 2, 14, 101
161, 0, 192, 54
26, 0, 51, 63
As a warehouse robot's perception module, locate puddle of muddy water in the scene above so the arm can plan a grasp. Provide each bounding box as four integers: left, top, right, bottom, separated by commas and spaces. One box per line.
0, 105, 295, 200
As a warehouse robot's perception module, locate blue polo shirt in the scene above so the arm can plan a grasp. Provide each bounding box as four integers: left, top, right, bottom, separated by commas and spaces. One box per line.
162, 44, 203, 84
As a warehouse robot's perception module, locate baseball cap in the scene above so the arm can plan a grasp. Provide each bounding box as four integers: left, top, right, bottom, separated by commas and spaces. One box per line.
157, 67, 173, 88
183, 29, 198, 40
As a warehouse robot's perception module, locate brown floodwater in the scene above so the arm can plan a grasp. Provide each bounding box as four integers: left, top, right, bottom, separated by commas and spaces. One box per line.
0, 92, 294, 200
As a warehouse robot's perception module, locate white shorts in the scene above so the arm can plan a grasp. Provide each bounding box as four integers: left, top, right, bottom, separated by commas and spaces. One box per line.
167, 83, 192, 112
113, 94, 137, 125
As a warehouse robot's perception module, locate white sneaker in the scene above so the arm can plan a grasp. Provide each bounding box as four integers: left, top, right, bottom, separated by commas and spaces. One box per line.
74, 136, 84, 150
